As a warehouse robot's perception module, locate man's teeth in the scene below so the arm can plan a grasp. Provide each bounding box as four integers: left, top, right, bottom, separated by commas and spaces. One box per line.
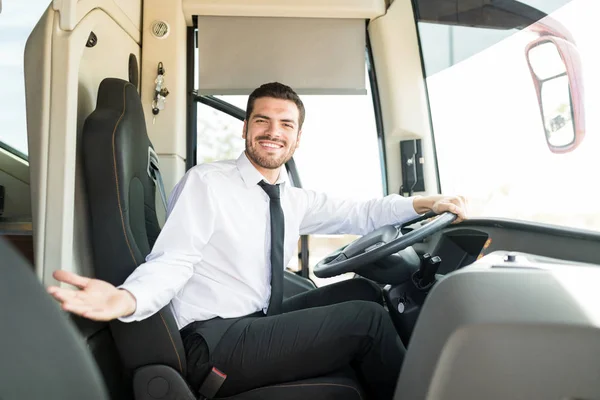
262, 143, 281, 148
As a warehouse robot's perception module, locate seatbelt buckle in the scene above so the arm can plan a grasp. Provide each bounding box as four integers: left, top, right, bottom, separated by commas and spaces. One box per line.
147, 146, 161, 183
146, 146, 168, 212
198, 367, 227, 399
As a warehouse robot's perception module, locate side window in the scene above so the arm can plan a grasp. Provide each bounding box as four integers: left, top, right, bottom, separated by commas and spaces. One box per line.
196, 103, 245, 164
1, 1, 49, 158
291, 83, 384, 286
416, 0, 600, 233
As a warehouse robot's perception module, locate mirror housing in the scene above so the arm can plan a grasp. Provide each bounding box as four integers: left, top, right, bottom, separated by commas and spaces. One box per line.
525, 36, 585, 153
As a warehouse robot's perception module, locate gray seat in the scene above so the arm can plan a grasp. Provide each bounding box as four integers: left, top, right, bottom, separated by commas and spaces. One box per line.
0, 238, 109, 400
80, 77, 364, 400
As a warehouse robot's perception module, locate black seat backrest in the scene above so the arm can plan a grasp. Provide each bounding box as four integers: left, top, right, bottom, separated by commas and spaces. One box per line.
0, 238, 109, 400
81, 78, 186, 378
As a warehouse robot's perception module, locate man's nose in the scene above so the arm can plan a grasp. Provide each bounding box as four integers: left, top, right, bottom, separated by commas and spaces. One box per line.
266, 123, 282, 138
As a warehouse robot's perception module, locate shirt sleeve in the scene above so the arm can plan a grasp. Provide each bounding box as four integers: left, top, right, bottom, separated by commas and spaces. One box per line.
118, 169, 216, 322
298, 190, 420, 235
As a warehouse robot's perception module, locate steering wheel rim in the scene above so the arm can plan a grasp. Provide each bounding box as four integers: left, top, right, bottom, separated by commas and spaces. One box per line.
313, 211, 457, 278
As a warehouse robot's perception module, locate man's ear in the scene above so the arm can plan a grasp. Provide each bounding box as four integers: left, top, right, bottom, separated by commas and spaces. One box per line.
296, 129, 303, 148
242, 120, 247, 139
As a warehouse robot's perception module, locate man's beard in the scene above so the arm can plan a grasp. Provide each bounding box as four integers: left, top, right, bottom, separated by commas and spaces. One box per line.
245, 134, 296, 169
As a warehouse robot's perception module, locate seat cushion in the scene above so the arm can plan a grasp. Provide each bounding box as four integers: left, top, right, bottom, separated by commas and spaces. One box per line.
219, 374, 364, 400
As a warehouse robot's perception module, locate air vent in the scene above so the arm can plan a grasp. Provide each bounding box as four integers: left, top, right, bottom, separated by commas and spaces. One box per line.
151, 20, 170, 39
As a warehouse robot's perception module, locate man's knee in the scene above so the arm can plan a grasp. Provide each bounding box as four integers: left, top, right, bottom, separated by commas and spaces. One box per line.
344, 300, 388, 324
337, 300, 393, 344
346, 278, 383, 305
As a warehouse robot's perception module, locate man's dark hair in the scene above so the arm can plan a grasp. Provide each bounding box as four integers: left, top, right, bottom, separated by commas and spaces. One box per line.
245, 82, 305, 129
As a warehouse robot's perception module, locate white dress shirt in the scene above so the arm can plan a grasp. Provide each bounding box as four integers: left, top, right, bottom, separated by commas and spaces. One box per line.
119, 152, 419, 329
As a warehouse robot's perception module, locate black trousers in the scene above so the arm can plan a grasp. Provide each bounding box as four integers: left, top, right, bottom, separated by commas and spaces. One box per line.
181, 278, 405, 400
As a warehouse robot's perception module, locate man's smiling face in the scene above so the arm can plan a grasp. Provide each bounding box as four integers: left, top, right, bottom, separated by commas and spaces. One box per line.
243, 96, 302, 171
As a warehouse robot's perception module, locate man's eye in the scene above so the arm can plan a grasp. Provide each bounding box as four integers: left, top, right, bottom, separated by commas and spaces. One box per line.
284, 124, 293, 129
256, 119, 266, 123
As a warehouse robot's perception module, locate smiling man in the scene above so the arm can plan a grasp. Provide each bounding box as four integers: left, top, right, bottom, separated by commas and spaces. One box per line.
243, 93, 302, 177
49, 82, 467, 400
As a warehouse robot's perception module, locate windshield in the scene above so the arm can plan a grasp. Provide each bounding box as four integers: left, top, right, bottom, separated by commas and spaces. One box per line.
416, 0, 599, 232
0, 0, 49, 158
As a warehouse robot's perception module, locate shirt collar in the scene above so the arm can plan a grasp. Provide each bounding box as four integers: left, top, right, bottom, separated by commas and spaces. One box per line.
237, 151, 287, 189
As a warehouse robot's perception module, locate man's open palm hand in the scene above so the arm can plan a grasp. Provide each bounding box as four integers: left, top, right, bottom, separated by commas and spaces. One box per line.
47, 270, 136, 321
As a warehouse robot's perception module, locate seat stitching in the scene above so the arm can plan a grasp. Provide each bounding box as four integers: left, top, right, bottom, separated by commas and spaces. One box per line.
111, 83, 137, 265
159, 311, 183, 373
218, 382, 362, 400
110, 82, 182, 373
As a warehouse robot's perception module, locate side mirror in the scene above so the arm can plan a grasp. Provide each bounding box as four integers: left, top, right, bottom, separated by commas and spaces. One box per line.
525, 37, 585, 153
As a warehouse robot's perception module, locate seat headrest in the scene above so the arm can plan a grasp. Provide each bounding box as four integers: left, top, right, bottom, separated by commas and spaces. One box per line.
96, 77, 139, 113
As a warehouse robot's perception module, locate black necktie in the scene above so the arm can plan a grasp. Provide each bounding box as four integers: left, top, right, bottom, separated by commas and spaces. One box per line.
258, 181, 284, 316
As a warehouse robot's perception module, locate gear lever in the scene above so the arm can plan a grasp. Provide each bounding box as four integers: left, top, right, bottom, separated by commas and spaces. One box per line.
412, 253, 442, 290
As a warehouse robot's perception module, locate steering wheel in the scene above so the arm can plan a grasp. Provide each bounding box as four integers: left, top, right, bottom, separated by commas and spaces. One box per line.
313, 211, 457, 278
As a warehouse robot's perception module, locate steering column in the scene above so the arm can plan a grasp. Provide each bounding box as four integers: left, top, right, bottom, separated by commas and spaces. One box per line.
384, 253, 443, 346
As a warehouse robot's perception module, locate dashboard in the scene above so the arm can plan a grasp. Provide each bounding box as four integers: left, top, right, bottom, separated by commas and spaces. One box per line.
385, 220, 600, 347
430, 228, 489, 274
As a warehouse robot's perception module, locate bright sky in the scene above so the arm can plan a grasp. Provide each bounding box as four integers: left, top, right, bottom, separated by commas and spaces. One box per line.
426, 0, 599, 231
0, 0, 50, 154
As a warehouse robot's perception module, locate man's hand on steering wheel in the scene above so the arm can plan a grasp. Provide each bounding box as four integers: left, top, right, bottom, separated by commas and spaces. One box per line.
413, 195, 469, 223
313, 194, 470, 279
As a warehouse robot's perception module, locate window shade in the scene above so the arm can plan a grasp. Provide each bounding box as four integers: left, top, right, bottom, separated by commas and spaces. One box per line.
197, 16, 366, 95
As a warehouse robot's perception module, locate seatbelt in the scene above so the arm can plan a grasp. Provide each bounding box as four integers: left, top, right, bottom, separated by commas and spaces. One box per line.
147, 147, 168, 212
148, 149, 229, 398
198, 367, 227, 399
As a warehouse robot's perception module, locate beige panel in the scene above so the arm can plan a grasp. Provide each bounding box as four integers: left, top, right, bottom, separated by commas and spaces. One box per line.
51, 0, 141, 43
114, 0, 142, 31
141, 0, 188, 194
183, 0, 386, 24
25, 7, 140, 283
197, 16, 366, 95
24, 6, 54, 280
369, 0, 438, 195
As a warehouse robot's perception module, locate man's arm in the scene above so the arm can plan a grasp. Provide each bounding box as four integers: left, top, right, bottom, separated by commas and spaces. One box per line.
298, 190, 467, 236
48, 170, 216, 322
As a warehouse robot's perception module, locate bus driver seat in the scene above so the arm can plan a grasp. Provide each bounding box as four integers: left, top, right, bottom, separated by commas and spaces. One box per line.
81, 77, 365, 400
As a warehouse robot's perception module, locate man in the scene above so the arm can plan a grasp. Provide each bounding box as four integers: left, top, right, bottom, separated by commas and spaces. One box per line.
48, 82, 467, 400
